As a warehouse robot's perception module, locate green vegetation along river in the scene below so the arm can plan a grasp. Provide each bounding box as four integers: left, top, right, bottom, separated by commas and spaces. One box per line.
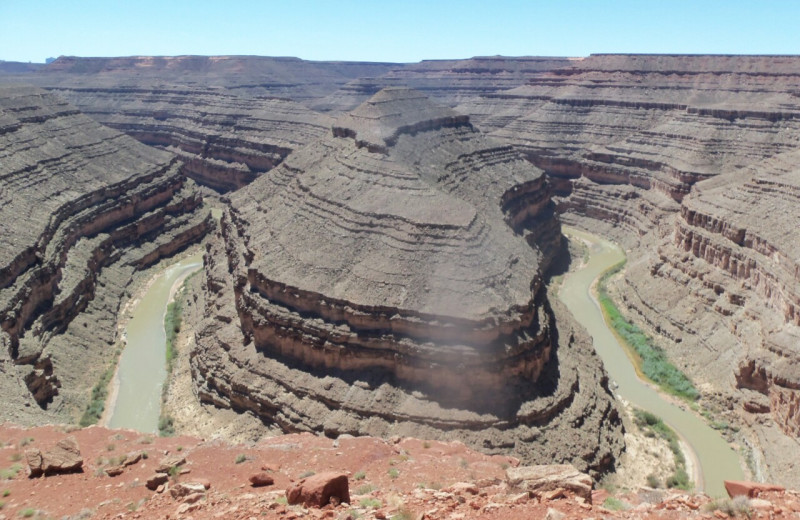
559, 227, 743, 497
108, 252, 203, 433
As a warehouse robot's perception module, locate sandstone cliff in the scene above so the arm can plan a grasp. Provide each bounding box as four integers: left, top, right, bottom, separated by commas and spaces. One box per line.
0, 86, 210, 424
192, 88, 623, 475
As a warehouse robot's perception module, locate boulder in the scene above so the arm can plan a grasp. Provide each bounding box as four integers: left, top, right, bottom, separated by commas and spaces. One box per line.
286, 471, 350, 507
506, 464, 592, 502
250, 472, 275, 487
26, 436, 83, 477
156, 454, 186, 473
146, 473, 169, 491
105, 465, 124, 477
724, 480, 785, 498
446, 482, 479, 495
122, 451, 143, 467
170, 482, 207, 499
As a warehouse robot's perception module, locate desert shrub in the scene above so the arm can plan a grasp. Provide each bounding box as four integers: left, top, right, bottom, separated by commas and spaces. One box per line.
602, 497, 630, 511
359, 497, 381, 508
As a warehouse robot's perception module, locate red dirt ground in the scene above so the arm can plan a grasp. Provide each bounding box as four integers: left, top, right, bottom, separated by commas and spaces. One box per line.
0, 424, 798, 519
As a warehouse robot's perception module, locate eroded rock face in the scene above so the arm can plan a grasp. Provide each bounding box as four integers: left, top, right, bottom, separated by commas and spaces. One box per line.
192, 88, 623, 475
50, 87, 335, 192
466, 54, 800, 485
0, 86, 210, 423
313, 56, 574, 113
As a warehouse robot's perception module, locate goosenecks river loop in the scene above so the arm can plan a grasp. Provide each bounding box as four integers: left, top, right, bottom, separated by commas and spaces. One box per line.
105, 229, 742, 497
559, 227, 743, 497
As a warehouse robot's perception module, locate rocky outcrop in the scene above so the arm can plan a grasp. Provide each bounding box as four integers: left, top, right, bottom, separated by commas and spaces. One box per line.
506, 464, 593, 502
0, 86, 210, 423
192, 88, 623, 475
26, 436, 83, 477
49, 87, 334, 192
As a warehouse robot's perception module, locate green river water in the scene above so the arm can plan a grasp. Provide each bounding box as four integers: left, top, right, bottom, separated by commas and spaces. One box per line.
559, 227, 743, 497
108, 252, 203, 433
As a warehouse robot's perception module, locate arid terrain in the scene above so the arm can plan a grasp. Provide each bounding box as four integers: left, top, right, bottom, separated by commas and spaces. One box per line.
1, 423, 798, 520
1, 52, 800, 516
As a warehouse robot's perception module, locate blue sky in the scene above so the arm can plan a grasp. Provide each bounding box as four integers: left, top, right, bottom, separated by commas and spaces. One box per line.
1, 1, 798, 63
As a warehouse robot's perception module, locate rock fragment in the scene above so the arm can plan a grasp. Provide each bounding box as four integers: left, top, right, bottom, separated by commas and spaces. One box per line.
506, 464, 592, 502
26, 436, 83, 477
286, 471, 350, 508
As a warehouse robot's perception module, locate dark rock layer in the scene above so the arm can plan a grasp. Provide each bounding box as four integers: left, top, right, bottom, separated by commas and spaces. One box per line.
50, 87, 334, 192
192, 89, 623, 475
464, 54, 800, 485
0, 86, 210, 423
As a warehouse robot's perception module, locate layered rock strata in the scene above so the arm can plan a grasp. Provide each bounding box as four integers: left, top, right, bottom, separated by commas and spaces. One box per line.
50, 87, 334, 192
26, 55, 401, 101
313, 56, 573, 113
467, 54, 800, 485
192, 88, 623, 474
0, 86, 210, 423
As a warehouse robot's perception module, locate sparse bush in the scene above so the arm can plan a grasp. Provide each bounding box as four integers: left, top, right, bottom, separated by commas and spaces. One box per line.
705, 496, 752, 518
602, 497, 630, 511
19, 509, 35, 518
2, 490, 8, 497
388, 468, 399, 479
353, 471, 366, 480
9, 453, 21, 462
19, 437, 33, 448
422, 441, 431, 449
646, 473, 661, 488
158, 415, 175, 437
79, 360, 117, 427
390, 507, 414, 520
0, 464, 22, 479
168, 465, 180, 479
359, 497, 382, 509
106, 444, 115, 452
298, 470, 315, 478
235, 454, 247, 464
275, 496, 288, 505
633, 409, 692, 490
355, 483, 375, 495
458, 458, 468, 469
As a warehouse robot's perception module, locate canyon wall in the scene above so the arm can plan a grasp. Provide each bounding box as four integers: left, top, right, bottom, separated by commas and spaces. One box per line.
313, 56, 574, 112
49, 87, 334, 192
0, 86, 210, 424
192, 88, 623, 474
461, 54, 800, 485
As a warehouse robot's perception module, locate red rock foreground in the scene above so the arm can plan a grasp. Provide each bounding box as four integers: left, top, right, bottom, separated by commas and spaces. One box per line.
0, 425, 799, 519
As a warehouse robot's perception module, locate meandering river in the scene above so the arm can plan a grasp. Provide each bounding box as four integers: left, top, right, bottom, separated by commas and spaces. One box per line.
107, 252, 203, 433
559, 227, 743, 497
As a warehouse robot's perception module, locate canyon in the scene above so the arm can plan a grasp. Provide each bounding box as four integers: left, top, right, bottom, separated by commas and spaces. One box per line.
1, 52, 799, 490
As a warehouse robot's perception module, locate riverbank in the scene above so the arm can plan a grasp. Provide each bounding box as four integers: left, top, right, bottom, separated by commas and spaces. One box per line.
160, 263, 275, 443
559, 227, 743, 497
100, 247, 204, 431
